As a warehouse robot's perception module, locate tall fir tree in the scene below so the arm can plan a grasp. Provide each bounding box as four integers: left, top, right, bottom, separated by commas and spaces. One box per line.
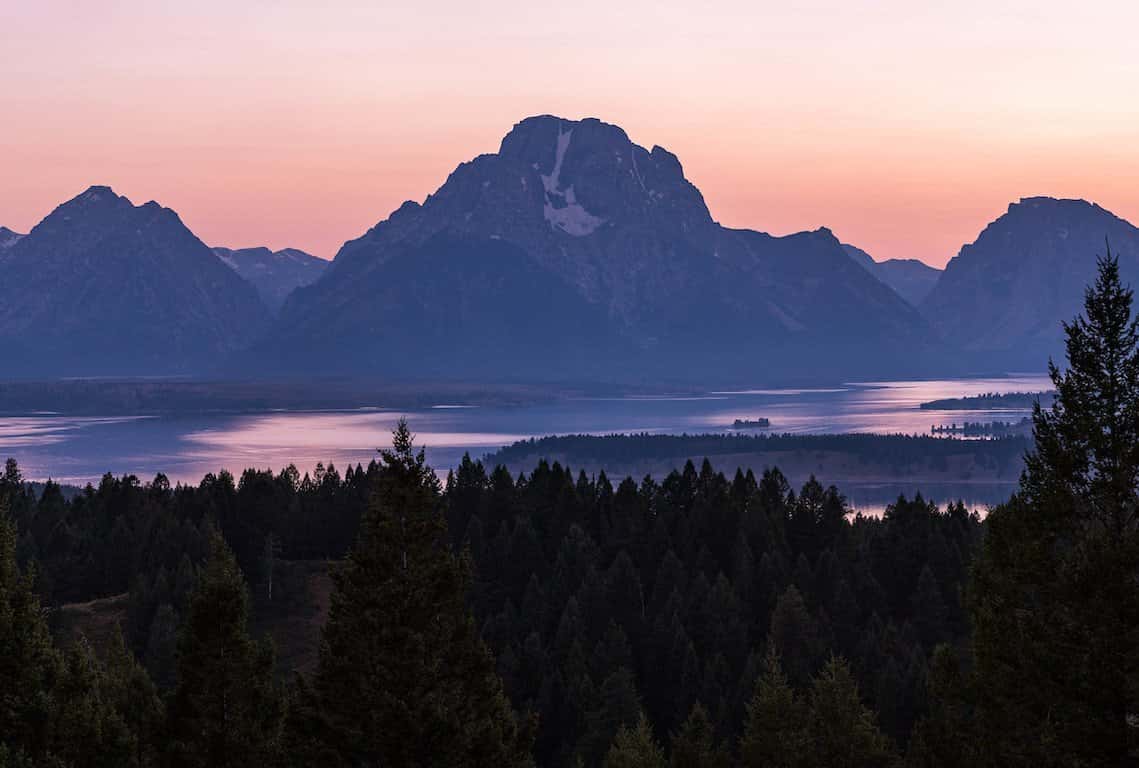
905, 645, 974, 768
304, 420, 533, 766
165, 532, 284, 767
103, 626, 163, 767
804, 656, 898, 768
738, 649, 805, 768
604, 711, 666, 768
970, 253, 1139, 765
669, 701, 729, 768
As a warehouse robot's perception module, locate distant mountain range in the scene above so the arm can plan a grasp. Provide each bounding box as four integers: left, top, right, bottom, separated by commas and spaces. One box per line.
212, 246, 327, 313
0, 187, 269, 375
3, 118, 1138, 383
841, 244, 942, 307
923, 196, 1139, 368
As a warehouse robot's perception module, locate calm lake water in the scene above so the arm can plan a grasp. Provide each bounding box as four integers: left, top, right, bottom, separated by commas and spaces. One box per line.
0, 375, 1051, 513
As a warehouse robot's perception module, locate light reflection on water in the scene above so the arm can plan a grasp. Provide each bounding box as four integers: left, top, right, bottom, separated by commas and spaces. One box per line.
0, 375, 1050, 513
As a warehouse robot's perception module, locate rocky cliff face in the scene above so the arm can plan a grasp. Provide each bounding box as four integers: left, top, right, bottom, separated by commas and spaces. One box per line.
213, 246, 327, 313
0, 186, 270, 376
922, 196, 1139, 366
259, 116, 936, 381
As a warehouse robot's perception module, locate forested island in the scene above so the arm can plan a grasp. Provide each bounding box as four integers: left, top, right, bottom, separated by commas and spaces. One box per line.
487, 432, 1029, 489
730, 418, 770, 429
2, 259, 1137, 766
918, 391, 1055, 410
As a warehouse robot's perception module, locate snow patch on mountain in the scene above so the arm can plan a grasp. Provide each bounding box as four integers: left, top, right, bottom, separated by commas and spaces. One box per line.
540, 124, 606, 236
540, 126, 573, 194
544, 200, 606, 236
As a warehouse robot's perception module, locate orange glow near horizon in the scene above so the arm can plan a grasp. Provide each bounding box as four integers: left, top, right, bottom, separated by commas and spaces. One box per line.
4, 1, 1139, 268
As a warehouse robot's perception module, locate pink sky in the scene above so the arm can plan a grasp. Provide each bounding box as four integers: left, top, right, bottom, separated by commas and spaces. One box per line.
4, 1, 1139, 268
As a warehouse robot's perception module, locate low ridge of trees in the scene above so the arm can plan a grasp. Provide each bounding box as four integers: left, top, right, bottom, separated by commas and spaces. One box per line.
2, 253, 1137, 765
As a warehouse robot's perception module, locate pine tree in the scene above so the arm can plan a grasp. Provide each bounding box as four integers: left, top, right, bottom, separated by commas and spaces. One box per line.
739, 649, 805, 768
50, 640, 134, 768
905, 645, 973, 768
805, 656, 897, 768
767, 584, 822, 687
165, 532, 283, 767
909, 565, 947, 649
304, 420, 533, 766
104, 626, 163, 767
669, 701, 729, 768
604, 711, 666, 768
579, 666, 643, 766
970, 253, 1139, 765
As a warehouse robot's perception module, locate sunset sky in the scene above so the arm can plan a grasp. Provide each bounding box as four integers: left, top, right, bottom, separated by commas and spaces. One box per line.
4, 1, 1139, 267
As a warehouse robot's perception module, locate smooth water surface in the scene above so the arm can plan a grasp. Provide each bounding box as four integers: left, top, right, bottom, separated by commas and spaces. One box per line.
0, 375, 1050, 511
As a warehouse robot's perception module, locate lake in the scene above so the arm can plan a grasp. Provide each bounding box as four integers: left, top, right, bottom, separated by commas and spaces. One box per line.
0, 374, 1051, 513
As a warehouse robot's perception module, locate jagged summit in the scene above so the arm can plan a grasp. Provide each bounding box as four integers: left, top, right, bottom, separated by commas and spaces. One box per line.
31, 185, 189, 245
56, 185, 144, 211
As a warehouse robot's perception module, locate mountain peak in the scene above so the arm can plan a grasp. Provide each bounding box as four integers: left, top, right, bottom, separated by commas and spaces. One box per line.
56, 185, 178, 217
498, 115, 632, 158
261, 114, 934, 380
925, 195, 1139, 363
1009, 196, 1101, 215
0, 189, 269, 374
69, 185, 128, 207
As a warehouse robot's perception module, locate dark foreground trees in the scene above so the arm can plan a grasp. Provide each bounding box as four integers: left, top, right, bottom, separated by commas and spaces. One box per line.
0, 499, 149, 766
971, 253, 1139, 765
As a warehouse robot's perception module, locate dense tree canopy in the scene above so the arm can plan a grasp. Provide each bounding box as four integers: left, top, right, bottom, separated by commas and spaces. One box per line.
1, 440, 981, 766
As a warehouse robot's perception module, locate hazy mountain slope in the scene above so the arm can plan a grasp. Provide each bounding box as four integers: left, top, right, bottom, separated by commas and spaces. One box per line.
258, 116, 937, 382
876, 259, 941, 307
0, 186, 270, 376
922, 196, 1139, 367
0, 226, 23, 251
843, 243, 942, 306
843, 243, 877, 271
213, 246, 327, 312
270, 233, 616, 378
